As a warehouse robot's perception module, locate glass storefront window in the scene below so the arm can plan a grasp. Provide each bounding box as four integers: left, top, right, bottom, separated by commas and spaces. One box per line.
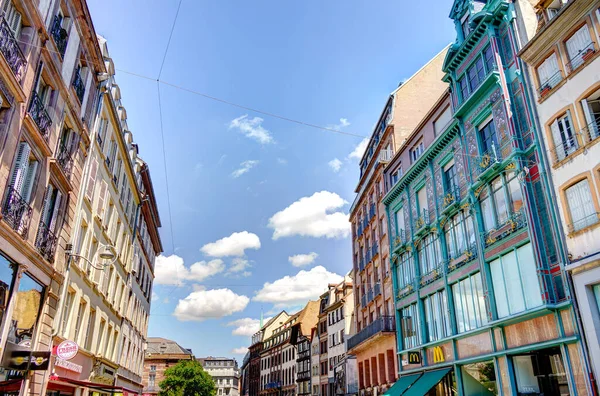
512, 348, 570, 395
7, 273, 44, 345
461, 361, 497, 395
0, 256, 16, 330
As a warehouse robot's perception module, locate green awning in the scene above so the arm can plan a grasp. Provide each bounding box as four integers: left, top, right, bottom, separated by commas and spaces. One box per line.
403, 368, 452, 396
383, 373, 422, 396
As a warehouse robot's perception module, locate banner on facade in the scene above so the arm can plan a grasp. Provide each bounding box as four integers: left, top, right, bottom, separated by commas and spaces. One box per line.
55, 357, 83, 373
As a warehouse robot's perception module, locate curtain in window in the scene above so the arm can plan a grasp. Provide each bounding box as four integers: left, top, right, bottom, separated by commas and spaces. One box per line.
400, 303, 420, 349
480, 189, 495, 231
418, 187, 427, 216
397, 253, 414, 288
452, 273, 488, 333
566, 179, 597, 231
566, 25, 593, 68
423, 290, 451, 342
537, 54, 559, 86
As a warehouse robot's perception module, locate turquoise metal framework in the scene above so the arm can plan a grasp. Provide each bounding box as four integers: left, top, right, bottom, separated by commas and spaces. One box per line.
383, 0, 592, 394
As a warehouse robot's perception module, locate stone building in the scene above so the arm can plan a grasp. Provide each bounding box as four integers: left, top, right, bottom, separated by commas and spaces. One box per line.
142, 337, 194, 395
199, 357, 241, 396
347, 46, 449, 396
289, 301, 319, 396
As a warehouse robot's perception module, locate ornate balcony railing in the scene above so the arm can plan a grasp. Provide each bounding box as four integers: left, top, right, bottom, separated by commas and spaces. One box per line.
415, 209, 429, 231
442, 186, 461, 211
482, 210, 527, 248
448, 242, 477, 273
537, 70, 563, 99
0, 16, 26, 81
583, 114, 600, 143
567, 212, 600, 234
566, 42, 596, 73
56, 143, 74, 178
397, 280, 416, 300
50, 15, 68, 58
72, 67, 85, 103
551, 130, 579, 163
392, 229, 406, 251
28, 91, 52, 140
420, 264, 444, 287
347, 316, 395, 351
2, 186, 32, 239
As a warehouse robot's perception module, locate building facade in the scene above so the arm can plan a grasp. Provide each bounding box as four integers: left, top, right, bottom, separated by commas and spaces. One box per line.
309, 327, 320, 396
518, 0, 600, 388
347, 47, 449, 396
142, 337, 194, 395
199, 357, 240, 396
290, 301, 318, 396
257, 311, 290, 396
0, 0, 106, 394
383, 0, 592, 394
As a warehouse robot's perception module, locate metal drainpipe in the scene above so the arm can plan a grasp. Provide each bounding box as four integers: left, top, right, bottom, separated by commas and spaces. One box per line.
509, 10, 598, 395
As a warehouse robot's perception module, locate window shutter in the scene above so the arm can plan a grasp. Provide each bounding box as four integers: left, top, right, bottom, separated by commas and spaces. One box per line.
96, 180, 107, 218
85, 158, 98, 201
39, 185, 54, 227
67, 130, 80, 156
550, 119, 566, 161
10, 142, 30, 195
21, 159, 38, 204
48, 190, 63, 232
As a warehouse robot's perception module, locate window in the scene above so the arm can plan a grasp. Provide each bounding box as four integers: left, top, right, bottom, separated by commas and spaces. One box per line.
9, 142, 39, 204
512, 348, 568, 395
400, 303, 420, 348
8, 273, 44, 345
479, 119, 498, 155
391, 167, 403, 186
458, 77, 469, 102
565, 25, 594, 71
417, 233, 441, 275
84, 308, 95, 350
565, 179, 598, 232
479, 173, 522, 232
444, 211, 475, 260
72, 300, 86, 343
423, 290, 451, 342
40, 183, 64, 233
490, 243, 542, 318
61, 291, 74, 335
483, 45, 495, 73
97, 319, 106, 353
461, 15, 470, 39
467, 56, 485, 92
410, 141, 424, 163
149, 374, 155, 387
582, 94, 600, 141
417, 187, 427, 217
433, 106, 452, 135
452, 272, 487, 333
550, 111, 577, 161
443, 160, 458, 193
1, 0, 22, 38
537, 53, 561, 90
500, 30, 514, 65
462, 361, 497, 396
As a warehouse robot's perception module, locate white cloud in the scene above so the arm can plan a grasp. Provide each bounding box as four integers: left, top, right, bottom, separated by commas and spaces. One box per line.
232, 347, 249, 355
288, 252, 318, 267
268, 191, 350, 240
327, 118, 351, 130
226, 258, 252, 277
231, 160, 259, 178
277, 158, 288, 165
348, 138, 369, 160
154, 255, 186, 285
226, 317, 271, 337
192, 284, 207, 292
328, 158, 342, 173
229, 115, 274, 144
201, 231, 261, 257
254, 266, 343, 307
154, 254, 225, 285
174, 288, 250, 322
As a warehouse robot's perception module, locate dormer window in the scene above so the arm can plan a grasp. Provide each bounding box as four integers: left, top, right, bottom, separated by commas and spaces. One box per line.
545, 0, 568, 21
461, 14, 471, 40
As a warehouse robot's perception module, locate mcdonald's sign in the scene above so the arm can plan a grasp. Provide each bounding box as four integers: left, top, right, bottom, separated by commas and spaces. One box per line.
432, 346, 445, 363
407, 351, 421, 364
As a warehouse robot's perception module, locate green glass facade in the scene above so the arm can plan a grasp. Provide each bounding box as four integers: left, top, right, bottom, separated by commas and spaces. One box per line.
384, 0, 592, 394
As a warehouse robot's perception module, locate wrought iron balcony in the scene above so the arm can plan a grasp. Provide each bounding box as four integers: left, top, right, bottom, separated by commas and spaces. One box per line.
566, 42, 596, 73
72, 67, 85, 103
50, 15, 68, 58
482, 209, 527, 248
447, 242, 477, 273
567, 212, 600, 234
537, 70, 563, 99
419, 264, 444, 287
0, 16, 26, 81
397, 280, 416, 300
415, 209, 429, 231
583, 115, 600, 143
2, 186, 32, 239
56, 143, 74, 178
28, 91, 52, 140
551, 131, 579, 163
392, 229, 406, 251
441, 186, 461, 211
347, 316, 395, 351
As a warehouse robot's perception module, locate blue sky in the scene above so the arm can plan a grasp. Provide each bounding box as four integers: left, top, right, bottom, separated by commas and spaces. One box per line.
87, 0, 456, 358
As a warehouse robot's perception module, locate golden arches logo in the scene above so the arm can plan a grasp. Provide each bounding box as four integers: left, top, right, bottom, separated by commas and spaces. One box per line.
432, 346, 445, 363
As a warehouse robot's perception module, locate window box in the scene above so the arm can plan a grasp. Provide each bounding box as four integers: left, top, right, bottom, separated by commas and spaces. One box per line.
582, 47, 595, 62
540, 85, 552, 98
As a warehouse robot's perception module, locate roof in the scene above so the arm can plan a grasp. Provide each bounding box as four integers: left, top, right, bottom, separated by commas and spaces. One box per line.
146, 337, 193, 356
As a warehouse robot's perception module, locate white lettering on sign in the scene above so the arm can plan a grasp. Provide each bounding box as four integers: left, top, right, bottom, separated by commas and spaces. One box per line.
56, 340, 79, 360
55, 358, 83, 373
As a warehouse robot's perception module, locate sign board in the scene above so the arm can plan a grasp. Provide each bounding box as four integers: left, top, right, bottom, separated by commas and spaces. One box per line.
56, 340, 78, 360
5, 350, 50, 371
407, 351, 421, 364
432, 346, 445, 363
55, 357, 83, 373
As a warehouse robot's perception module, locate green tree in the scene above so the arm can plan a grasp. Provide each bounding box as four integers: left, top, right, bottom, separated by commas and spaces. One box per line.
158, 360, 216, 396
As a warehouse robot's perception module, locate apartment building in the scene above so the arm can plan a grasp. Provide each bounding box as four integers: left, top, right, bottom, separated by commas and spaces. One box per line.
0, 0, 105, 394
347, 46, 449, 396
199, 357, 241, 396
257, 311, 290, 396
382, 0, 592, 394
142, 337, 194, 395
47, 35, 161, 395
290, 301, 319, 396
309, 327, 320, 396
317, 294, 329, 396
261, 316, 298, 396
518, 0, 600, 387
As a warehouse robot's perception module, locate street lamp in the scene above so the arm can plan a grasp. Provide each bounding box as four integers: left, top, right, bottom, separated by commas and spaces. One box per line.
64, 242, 118, 270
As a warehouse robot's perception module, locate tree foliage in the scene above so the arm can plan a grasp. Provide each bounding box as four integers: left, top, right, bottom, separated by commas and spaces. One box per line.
158, 359, 216, 396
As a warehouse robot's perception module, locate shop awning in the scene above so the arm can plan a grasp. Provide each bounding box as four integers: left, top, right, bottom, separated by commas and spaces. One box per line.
403, 368, 452, 396
50, 376, 141, 395
0, 379, 22, 392
382, 373, 422, 396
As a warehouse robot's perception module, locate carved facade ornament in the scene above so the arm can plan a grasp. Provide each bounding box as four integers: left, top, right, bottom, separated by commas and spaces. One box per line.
474, 185, 485, 198
479, 153, 491, 169
461, 202, 471, 211
486, 232, 497, 246
505, 162, 516, 171
443, 193, 455, 207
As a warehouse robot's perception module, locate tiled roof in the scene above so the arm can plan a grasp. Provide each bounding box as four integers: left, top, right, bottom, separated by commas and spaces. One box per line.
146, 337, 192, 356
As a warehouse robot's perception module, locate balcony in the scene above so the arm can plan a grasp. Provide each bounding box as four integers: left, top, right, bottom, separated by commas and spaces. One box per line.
0, 16, 26, 81
566, 42, 596, 73
537, 70, 563, 100
28, 91, 52, 140
72, 67, 85, 103
392, 229, 407, 252
265, 382, 281, 390
551, 131, 579, 164
51, 15, 68, 58
379, 149, 393, 164
56, 143, 74, 178
347, 316, 395, 351
2, 186, 32, 239
419, 264, 444, 287
441, 186, 461, 212
567, 212, 599, 234
448, 242, 478, 273
474, 136, 521, 180
583, 115, 600, 143
35, 221, 58, 263
397, 280, 416, 300
482, 209, 527, 248
415, 209, 429, 233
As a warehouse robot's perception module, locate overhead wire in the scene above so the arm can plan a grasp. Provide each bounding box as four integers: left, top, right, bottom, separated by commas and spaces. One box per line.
157, 0, 183, 80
